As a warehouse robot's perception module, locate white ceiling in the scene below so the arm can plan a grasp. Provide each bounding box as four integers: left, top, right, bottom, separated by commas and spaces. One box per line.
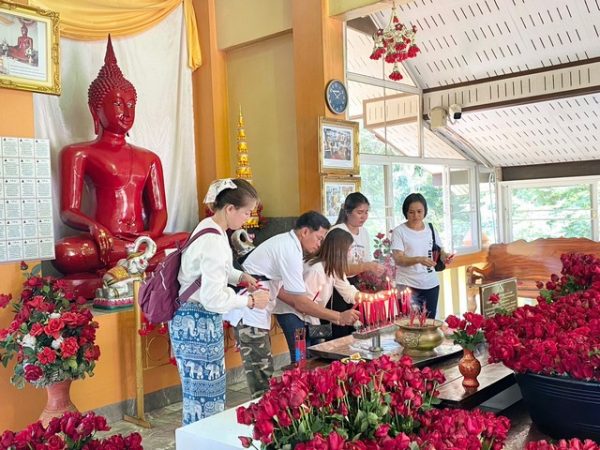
373, 0, 600, 89
356, 0, 600, 167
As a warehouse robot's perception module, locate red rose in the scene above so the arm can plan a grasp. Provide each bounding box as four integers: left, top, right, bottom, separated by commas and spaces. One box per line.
445, 314, 461, 329
61, 337, 80, 358
375, 424, 391, 438
236, 406, 252, 425
238, 436, 253, 448
0, 328, 9, 341
0, 293, 11, 308
30, 323, 44, 337
0, 430, 15, 448
46, 435, 65, 450
44, 319, 65, 339
489, 293, 500, 305
376, 233, 385, 240
24, 364, 43, 382
38, 347, 57, 365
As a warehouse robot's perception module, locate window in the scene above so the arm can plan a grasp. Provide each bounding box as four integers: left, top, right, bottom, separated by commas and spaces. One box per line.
503, 182, 593, 241
347, 24, 489, 254
479, 169, 498, 247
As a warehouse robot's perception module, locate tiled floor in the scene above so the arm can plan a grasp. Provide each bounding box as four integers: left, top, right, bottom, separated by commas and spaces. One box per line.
104, 380, 252, 450
104, 379, 549, 450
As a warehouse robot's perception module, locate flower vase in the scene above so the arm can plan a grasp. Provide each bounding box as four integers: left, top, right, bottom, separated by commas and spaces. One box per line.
39, 379, 78, 426
458, 349, 481, 389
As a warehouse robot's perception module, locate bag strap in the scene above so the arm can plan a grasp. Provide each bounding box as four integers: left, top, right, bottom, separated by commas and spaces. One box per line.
428, 223, 436, 247
179, 227, 220, 302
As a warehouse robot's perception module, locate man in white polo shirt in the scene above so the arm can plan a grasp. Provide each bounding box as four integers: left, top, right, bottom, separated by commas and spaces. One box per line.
224, 211, 359, 397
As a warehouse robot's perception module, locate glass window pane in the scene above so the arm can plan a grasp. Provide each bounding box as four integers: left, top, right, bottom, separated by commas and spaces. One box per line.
391, 163, 446, 245
450, 168, 477, 252
372, 122, 419, 157
348, 80, 384, 120
346, 28, 386, 80
360, 164, 387, 239
424, 127, 465, 159
510, 185, 592, 240
479, 170, 497, 247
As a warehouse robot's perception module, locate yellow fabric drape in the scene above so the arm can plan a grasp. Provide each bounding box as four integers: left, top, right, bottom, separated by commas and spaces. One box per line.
29, 0, 201, 70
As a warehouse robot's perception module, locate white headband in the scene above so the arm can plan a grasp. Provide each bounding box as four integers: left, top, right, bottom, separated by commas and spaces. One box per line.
203, 178, 237, 205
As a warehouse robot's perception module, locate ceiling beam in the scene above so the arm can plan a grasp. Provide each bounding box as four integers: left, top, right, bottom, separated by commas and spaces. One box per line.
423, 58, 600, 116
329, 0, 410, 20
362, 59, 600, 128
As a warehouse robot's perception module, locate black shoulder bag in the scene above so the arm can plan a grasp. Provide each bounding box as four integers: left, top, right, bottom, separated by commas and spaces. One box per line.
306, 291, 333, 340
428, 223, 446, 272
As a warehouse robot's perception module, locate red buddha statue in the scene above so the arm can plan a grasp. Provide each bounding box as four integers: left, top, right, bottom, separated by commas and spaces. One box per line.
53, 36, 188, 295
8, 25, 33, 62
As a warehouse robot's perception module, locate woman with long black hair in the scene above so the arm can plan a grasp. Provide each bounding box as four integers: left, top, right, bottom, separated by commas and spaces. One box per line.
327, 192, 385, 339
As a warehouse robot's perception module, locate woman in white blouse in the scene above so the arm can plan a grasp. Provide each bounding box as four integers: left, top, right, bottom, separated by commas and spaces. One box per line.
303, 228, 361, 338
170, 178, 269, 425
329, 192, 385, 338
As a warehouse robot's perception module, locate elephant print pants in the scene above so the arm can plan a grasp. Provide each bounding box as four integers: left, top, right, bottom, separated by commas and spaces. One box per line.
170, 302, 225, 425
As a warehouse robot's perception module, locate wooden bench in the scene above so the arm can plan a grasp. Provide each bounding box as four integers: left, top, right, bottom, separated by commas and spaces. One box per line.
466, 238, 600, 299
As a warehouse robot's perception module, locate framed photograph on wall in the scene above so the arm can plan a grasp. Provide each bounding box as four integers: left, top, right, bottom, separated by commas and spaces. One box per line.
319, 117, 359, 175
0, 1, 60, 95
321, 176, 361, 224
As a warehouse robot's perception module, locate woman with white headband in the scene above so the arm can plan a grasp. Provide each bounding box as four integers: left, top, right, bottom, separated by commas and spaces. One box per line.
169, 178, 269, 425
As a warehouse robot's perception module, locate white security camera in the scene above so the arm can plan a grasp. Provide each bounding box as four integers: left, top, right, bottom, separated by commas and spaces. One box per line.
429, 106, 447, 129
448, 104, 462, 120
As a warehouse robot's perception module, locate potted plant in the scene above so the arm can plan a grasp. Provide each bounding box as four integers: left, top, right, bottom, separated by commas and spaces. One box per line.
485, 253, 600, 441
0, 264, 101, 424
236, 355, 510, 449
445, 312, 485, 389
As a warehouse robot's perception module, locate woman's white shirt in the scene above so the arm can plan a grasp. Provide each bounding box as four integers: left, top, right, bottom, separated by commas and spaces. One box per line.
330, 223, 372, 273
302, 261, 358, 325
178, 217, 248, 314
391, 222, 441, 290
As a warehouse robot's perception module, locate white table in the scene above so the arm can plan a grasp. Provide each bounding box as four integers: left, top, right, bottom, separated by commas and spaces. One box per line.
175, 400, 254, 450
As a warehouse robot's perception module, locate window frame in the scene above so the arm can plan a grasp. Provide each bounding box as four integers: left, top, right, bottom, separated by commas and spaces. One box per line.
499, 175, 600, 242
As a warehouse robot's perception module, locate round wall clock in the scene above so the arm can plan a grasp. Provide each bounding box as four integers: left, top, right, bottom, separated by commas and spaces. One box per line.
325, 79, 348, 114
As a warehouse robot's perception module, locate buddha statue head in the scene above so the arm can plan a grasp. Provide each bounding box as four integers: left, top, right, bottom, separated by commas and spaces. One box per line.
88, 35, 138, 135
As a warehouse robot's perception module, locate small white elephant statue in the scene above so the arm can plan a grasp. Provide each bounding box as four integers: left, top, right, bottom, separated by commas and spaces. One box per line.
93, 236, 157, 309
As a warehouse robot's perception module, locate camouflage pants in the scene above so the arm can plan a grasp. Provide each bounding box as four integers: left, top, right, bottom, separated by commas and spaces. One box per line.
234, 323, 274, 398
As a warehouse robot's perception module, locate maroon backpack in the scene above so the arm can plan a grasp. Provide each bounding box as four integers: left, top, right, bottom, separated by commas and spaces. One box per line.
138, 228, 220, 324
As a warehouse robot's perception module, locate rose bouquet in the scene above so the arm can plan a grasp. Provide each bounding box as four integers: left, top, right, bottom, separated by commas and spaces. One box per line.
0, 411, 143, 450
236, 355, 510, 449
0, 266, 100, 388
356, 232, 396, 293
444, 312, 485, 351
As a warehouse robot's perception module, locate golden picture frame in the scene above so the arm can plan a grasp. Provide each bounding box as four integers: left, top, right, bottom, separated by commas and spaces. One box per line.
321, 175, 361, 225
0, 1, 60, 95
318, 117, 360, 175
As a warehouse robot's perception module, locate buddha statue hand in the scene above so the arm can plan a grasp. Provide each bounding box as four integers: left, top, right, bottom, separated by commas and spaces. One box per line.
90, 224, 114, 266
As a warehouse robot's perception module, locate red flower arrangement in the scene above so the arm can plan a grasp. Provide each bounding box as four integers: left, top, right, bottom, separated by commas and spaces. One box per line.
0, 265, 100, 388
526, 438, 600, 449
445, 312, 486, 351
236, 355, 510, 449
536, 253, 600, 303
485, 253, 600, 381
356, 232, 396, 293
369, 4, 420, 81
0, 411, 142, 450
